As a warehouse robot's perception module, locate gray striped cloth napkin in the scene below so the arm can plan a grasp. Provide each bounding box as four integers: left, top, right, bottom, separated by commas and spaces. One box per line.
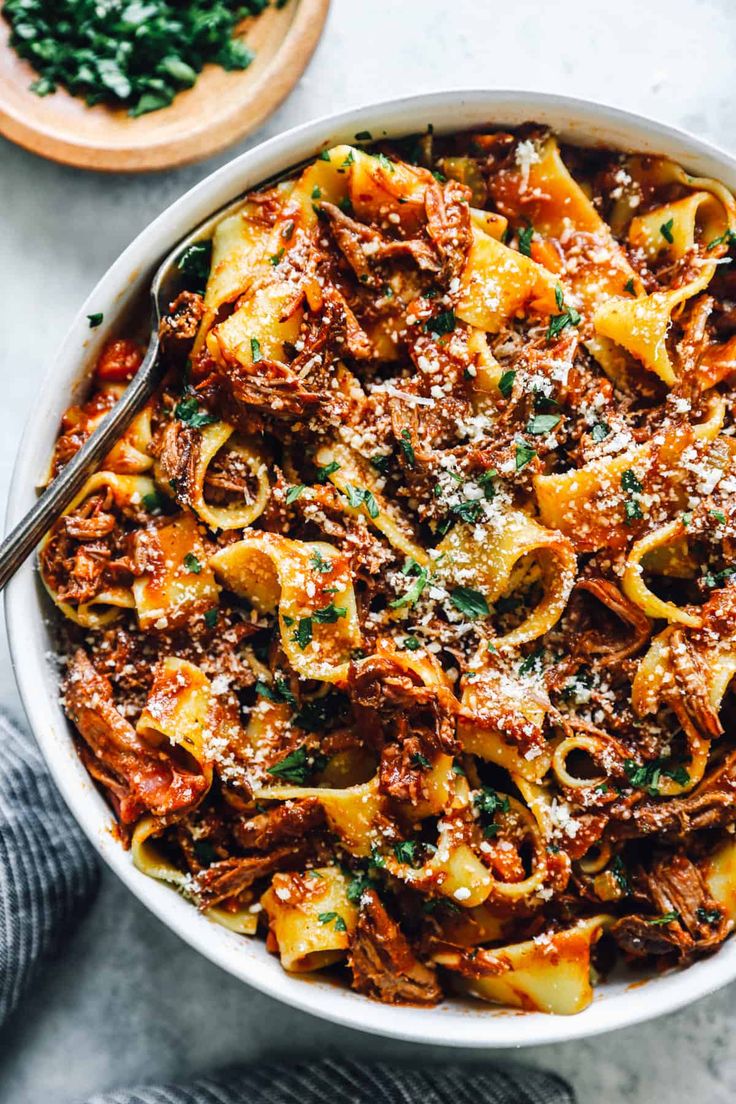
0, 712, 574, 1104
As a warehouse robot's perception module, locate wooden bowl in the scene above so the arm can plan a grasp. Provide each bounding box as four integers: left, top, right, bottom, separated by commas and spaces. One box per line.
0, 0, 329, 172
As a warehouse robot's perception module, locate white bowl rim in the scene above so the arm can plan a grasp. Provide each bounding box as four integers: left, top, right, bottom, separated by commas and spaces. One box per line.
7, 89, 736, 1049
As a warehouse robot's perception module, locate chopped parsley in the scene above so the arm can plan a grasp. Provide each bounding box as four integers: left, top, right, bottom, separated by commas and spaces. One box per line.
702, 566, 736, 589
389, 562, 429, 609
292, 618, 313, 650
546, 286, 581, 340
527, 413, 561, 436
515, 439, 537, 470
375, 152, 395, 173
255, 677, 296, 707
4, 0, 268, 117
176, 241, 212, 293
621, 468, 643, 523
449, 586, 489, 619
518, 647, 544, 677
411, 752, 431, 770
370, 453, 391, 475
318, 911, 347, 932
312, 602, 347, 623
624, 277, 636, 295
183, 553, 202, 574
660, 218, 675, 244
393, 840, 420, 865
590, 422, 610, 442
293, 689, 350, 733
285, 484, 306, 504
474, 786, 510, 837
343, 484, 379, 518
624, 758, 690, 796
142, 490, 165, 513
316, 460, 340, 483
175, 394, 217, 428
310, 549, 333, 574
425, 308, 456, 338
498, 369, 516, 399
269, 248, 285, 266
87, 312, 103, 328
403, 636, 421, 651
398, 429, 416, 467
517, 225, 534, 257
707, 228, 736, 250
267, 745, 323, 784
203, 608, 218, 628
610, 855, 631, 895
648, 911, 679, 925
710, 509, 727, 524
250, 336, 263, 363
696, 907, 723, 925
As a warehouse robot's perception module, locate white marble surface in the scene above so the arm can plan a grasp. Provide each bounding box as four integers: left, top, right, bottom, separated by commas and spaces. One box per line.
2, 0, 736, 1099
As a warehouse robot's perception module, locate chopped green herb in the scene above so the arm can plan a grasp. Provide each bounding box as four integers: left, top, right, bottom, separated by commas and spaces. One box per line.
527, 413, 561, 435
610, 855, 631, 894
425, 308, 456, 338
292, 618, 313, 650
268, 746, 317, 784
142, 490, 165, 513
411, 752, 431, 770
311, 185, 322, 199
318, 149, 331, 162
515, 439, 537, 470
517, 225, 534, 257
285, 484, 306, 504
293, 689, 349, 734
648, 911, 679, 925
449, 586, 489, 620
696, 907, 722, 925
375, 152, 395, 173
707, 228, 736, 250
203, 608, 218, 628
518, 647, 544, 677
403, 636, 421, 651
498, 369, 516, 399
591, 422, 610, 442
250, 336, 262, 363
183, 553, 202, 575
370, 453, 391, 475
4, 1, 265, 118
624, 758, 690, 796
710, 509, 727, 524
624, 277, 636, 295
474, 786, 510, 837
255, 676, 296, 707
310, 549, 333, 574
546, 303, 581, 341
175, 394, 217, 429
87, 312, 103, 328
318, 911, 347, 932
343, 485, 379, 518
660, 218, 675, 244
316, 460, 340, 483
269, 248, 285, 266
389, 565, 429, 609
393, 840, 419, 865
702, 566, 736, 589
399, 429, 416, 467
312, 602, 347, 623
177, 241, 212, 293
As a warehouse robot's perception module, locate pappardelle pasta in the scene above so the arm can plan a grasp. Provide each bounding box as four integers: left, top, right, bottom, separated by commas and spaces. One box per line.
43, 125, 736, 1016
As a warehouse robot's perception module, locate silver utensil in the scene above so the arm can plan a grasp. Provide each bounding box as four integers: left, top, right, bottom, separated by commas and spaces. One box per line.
0, 189, 252, 593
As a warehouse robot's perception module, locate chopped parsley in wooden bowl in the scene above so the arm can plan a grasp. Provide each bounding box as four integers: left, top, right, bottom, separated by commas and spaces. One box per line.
0, 0, 329, 169
2, 0, 275, 117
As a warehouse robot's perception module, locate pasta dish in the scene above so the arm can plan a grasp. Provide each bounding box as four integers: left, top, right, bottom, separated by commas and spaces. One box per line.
41, 125, 736, 1015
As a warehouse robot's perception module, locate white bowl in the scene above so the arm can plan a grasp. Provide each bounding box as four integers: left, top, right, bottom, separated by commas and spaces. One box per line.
7, 90, 736, 1048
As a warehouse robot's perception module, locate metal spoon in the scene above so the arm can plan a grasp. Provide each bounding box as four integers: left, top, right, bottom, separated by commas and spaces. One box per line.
0, 168, 290, 593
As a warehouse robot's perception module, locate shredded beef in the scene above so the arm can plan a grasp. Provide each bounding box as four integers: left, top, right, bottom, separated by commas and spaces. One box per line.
349, 890, 441, 1005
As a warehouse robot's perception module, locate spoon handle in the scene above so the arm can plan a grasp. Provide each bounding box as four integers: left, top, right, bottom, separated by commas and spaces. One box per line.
0, 333, 161, 593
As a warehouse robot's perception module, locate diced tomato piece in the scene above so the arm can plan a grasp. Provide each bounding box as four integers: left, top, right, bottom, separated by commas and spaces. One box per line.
94, 338, 143, 383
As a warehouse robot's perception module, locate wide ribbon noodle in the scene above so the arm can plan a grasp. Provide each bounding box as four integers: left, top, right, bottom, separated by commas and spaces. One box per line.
48, 124, 736, 1017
